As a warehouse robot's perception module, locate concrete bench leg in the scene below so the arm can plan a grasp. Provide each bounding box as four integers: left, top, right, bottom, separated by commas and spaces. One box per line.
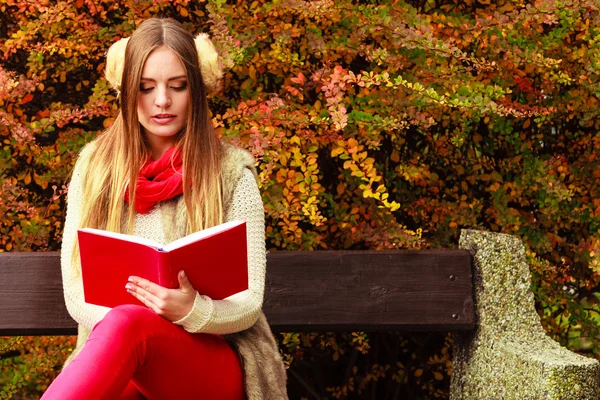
452, 230, 599, 399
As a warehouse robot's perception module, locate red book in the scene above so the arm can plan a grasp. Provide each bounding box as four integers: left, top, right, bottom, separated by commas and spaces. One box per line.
77, 220, 248, 308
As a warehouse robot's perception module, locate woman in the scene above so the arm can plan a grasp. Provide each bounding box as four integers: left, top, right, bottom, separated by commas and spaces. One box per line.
42, 18, 287, 399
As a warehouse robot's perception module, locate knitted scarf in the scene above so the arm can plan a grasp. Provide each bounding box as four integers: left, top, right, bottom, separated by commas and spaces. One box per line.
125, 147, 183, 214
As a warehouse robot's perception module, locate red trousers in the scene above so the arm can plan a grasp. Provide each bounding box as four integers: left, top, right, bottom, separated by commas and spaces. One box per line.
42, 305, 244, 400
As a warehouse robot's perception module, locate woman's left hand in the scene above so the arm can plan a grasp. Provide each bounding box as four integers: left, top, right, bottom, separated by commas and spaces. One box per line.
126, 271, 196, 321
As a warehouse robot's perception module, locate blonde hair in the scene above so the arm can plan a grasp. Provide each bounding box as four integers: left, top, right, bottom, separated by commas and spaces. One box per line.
79, 18, 223, 235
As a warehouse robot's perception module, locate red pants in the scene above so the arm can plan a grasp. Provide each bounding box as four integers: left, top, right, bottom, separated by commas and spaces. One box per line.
42, 305, 244, 400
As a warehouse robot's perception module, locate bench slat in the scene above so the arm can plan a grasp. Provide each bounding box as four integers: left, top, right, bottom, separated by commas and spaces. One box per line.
264, 250, 474, 331
0, 251, 474, 335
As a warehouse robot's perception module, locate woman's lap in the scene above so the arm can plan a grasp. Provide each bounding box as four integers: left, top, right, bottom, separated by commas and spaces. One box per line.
43, 305, 243, 400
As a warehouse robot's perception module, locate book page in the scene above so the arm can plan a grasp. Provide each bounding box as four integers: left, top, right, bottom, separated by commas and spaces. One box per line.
78, 228, 162, 250
163, 220, 244, 252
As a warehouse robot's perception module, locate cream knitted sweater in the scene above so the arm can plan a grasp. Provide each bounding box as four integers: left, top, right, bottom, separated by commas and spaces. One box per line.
61, 143, 266, 335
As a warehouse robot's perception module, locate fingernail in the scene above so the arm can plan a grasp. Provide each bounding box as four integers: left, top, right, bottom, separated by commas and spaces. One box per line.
180, 271, 185, 278
128, 277, 134, 282
125, 283, 132, 290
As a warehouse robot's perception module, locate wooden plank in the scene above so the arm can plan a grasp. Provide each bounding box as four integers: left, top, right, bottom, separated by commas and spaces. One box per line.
0, 251, 475, 336
264, 250, 474, 331
0, 253, 75, 336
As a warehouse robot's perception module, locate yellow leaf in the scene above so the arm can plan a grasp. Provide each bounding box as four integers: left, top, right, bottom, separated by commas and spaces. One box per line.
337, 182, 345, 195
179, 7, 189, 17
391, 150, 400, 163
331, 147, 345, 157
433, 371, 444, 381
60, 71, 66, 83
414, 369, 423, 377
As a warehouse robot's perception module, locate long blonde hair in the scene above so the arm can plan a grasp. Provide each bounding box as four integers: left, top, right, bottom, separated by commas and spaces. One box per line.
80, 18, 223, 235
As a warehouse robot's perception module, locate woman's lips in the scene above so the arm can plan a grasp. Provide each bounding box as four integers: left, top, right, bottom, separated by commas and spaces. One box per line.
152, 114, 176, 124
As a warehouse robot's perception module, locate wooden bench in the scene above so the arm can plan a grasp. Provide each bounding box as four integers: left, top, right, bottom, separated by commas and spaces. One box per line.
1, 230, 598, 399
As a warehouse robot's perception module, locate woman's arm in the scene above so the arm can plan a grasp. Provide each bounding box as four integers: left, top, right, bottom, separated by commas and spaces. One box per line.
60, 144, 111, 331
173, 168, 266, 334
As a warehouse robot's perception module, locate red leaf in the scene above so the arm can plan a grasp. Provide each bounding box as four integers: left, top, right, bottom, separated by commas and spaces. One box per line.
20, 94, 33, 104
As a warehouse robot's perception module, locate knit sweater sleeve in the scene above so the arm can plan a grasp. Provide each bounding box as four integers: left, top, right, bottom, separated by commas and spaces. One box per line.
60, 144, 111, 330
173, 168, 266, 334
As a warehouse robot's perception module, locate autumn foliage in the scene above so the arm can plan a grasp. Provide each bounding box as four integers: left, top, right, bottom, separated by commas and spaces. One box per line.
2, 0, 600, 398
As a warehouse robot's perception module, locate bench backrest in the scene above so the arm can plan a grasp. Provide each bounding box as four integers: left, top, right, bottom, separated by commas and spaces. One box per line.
0, 251, 475, 335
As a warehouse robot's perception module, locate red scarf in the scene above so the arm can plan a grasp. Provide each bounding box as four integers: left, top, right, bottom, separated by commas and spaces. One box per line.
125, 147, 184, 214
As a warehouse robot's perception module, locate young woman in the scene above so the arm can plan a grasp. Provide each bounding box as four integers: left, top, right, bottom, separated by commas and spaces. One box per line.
42, 18, 287, 399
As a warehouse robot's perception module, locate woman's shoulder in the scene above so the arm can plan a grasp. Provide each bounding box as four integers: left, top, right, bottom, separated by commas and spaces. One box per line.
71, 139, 99, 174
220, 141, 257, 179
76, 139, 99, 162
220, 142, 260, 208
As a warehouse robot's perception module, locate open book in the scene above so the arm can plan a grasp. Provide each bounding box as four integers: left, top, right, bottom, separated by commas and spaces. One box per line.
77, 220, 248, 308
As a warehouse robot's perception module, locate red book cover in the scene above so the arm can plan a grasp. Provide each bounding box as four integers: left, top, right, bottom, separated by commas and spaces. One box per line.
77, 220, 248, 308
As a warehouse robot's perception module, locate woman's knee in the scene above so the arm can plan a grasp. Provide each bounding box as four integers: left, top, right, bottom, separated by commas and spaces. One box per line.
93, 305, 159, 338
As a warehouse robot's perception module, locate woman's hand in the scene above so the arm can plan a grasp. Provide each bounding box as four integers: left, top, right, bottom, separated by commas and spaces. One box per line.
125, 271, 196, 321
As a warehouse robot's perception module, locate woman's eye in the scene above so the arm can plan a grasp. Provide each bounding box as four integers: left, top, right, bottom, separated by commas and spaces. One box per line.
171, 84, 188, 91
140, 86, 153, 92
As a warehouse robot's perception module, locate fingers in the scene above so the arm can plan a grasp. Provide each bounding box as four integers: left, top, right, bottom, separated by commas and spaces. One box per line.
126, 275, 196, 321
126, 277, 165, 314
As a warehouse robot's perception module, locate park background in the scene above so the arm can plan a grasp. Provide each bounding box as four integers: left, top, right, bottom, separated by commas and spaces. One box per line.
1, 0, 600, 398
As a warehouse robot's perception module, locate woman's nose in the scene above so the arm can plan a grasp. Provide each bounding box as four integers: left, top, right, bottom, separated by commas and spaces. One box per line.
154, 87, 170, 108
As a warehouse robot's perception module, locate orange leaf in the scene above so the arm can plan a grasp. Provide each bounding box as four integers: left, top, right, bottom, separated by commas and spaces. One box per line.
20, 94, 33, 104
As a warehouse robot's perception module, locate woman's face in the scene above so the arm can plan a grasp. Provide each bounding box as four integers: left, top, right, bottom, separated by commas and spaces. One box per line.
137, 45, 190, 159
